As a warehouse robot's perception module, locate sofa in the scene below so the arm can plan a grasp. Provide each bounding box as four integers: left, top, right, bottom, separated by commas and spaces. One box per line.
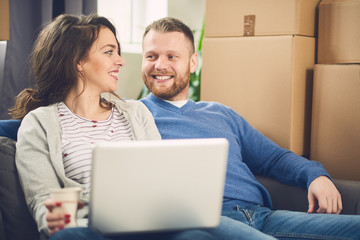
1, 133, 360, 240
0, 136, 40, 240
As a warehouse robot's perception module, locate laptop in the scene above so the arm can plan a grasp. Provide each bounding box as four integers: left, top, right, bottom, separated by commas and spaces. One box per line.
89, 138, 229, 236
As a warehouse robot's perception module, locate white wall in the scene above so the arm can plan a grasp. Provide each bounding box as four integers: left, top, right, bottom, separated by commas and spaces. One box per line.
117, 52, 143, 99
0, 41, 7, 95
168, 0, 205, 50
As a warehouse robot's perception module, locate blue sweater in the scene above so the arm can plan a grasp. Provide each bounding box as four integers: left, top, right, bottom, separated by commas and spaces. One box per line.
141, 94, 330, 209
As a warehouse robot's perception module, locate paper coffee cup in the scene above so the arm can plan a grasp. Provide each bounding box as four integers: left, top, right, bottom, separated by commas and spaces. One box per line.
50, 187, 81, 228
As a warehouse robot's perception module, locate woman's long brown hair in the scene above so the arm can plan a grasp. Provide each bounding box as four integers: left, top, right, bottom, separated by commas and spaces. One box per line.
9, 14, 122, 119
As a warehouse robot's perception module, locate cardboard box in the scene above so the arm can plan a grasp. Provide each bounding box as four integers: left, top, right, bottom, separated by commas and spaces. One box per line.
201, 35, 315, 156
310, 64, 360, 181
0, 0, 9, 40
204, 0, 320, 37
317, 0, 360, 64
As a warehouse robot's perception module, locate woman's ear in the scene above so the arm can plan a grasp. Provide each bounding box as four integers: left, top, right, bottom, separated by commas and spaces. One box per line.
77, 62, 83, 72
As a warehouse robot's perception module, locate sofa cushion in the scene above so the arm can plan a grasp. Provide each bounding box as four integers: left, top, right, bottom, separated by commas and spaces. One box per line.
257, 176, 360, 215
0, 136, 40, 240
0, 120, 21, 141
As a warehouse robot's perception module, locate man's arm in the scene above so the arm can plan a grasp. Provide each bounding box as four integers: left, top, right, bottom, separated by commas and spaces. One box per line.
307, 176, 342, 214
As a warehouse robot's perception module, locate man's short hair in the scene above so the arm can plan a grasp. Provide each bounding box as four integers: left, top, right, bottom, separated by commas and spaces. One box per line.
143, 17, 195, 54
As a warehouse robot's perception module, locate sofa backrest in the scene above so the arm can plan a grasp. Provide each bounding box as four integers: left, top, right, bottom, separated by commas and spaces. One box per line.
0, 120, 21, 141
0, 136, 40, 240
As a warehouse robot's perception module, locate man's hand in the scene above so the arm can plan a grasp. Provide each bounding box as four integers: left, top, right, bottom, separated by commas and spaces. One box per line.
307, 176, 342, 214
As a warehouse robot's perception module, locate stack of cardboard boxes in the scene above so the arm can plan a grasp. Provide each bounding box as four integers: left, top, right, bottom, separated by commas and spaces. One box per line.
201, 0, 320, 157
310, 0, 360, 180
0, 0, 9, 41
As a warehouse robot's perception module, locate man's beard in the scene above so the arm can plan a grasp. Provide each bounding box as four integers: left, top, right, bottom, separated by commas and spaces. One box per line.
142, 70, 190, 100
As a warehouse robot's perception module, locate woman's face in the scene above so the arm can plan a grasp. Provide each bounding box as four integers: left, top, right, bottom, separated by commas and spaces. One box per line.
77, 27, 124, 95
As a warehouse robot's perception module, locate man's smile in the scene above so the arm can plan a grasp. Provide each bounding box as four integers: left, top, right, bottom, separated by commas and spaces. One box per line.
153, 75, 173, 80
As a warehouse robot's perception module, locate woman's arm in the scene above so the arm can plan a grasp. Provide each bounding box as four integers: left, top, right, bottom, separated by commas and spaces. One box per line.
15, 108, 63, 233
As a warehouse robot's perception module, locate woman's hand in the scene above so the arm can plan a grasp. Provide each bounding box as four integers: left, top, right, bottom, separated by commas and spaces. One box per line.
44, 199, 71, 235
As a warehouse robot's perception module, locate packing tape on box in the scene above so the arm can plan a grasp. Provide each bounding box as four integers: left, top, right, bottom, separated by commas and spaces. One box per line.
244, 15, 256, 36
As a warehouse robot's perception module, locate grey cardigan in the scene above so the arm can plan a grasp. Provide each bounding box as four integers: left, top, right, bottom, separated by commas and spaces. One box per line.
15, 100, 161, 233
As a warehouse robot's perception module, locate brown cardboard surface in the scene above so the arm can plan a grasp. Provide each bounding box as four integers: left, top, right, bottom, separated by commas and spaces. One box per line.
201, 35, 315, 156
204, 0, 320, 37
0, 0, 9, 40
310, 64, 360, 181
318, 0, 360, 64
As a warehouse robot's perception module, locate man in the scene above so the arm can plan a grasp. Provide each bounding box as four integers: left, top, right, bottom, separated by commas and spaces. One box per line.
140, 17, 360, 239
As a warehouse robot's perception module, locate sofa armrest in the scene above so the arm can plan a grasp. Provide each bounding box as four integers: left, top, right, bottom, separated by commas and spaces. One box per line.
256, 176, 360, 215
333, 178, 360, 215
0, 209, 5, 240
0, 136, 40, 240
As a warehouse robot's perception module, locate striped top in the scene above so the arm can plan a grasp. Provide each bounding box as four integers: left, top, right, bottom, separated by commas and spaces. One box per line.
57, 102, 134, 196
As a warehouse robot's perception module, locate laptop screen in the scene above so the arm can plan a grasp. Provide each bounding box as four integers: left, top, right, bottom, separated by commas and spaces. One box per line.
89, 138, 229, 235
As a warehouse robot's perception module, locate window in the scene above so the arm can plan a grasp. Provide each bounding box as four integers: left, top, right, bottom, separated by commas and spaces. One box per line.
98, 0, 167, 53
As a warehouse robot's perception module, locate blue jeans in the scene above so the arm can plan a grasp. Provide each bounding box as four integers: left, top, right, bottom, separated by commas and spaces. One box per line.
223, 205, 360, 240
208, 215, 276, 239
49, 227, 217, 240
49, 216, 276, 240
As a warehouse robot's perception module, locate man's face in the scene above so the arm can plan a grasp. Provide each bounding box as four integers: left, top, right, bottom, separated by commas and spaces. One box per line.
142, 30, 197, 101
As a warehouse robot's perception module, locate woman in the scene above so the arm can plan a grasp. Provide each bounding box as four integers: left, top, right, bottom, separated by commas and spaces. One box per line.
11, 14, 216, 240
